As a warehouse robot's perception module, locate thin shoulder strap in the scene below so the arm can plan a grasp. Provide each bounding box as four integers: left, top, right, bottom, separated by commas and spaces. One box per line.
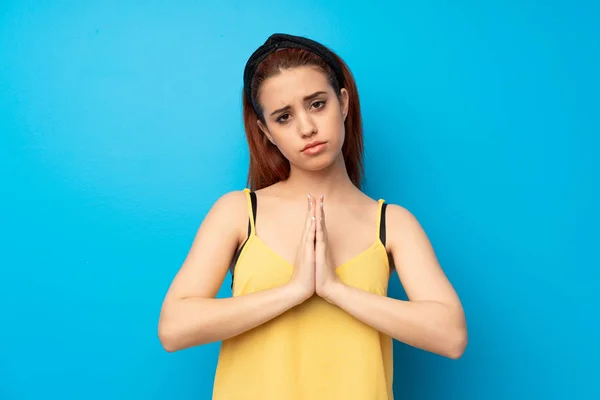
230, 189, 257, 289
377, 199, 388, 246
243, 188, 257, 236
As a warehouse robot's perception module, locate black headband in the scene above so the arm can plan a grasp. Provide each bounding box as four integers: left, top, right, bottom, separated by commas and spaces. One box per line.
243, 33, 345, 115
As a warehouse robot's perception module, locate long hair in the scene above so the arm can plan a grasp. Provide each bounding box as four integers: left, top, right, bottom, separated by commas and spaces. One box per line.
242, 46, 364, 191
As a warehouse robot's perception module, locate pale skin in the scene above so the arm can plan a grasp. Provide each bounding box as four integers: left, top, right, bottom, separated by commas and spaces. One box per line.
158, 66, 468, 359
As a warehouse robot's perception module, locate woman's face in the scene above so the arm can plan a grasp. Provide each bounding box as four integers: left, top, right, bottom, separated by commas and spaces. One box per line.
257, 66, 349, 172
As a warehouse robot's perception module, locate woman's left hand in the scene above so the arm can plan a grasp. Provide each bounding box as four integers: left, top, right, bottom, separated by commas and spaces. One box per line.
315, 195, 342, 302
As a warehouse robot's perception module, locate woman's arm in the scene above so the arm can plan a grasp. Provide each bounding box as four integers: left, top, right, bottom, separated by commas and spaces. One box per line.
321, 204, 467, 359
157, 191, 306, 352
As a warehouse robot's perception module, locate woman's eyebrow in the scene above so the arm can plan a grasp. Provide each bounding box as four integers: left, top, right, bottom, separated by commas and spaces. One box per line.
270, 91, 328, 116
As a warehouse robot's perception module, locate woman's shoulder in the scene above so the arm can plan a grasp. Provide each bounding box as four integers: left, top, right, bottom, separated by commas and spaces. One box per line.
212, 189, 248, 207
205, 189, 251, 224
373, 194, 417, 226
199, 189, 253, 242
354, 192, 418, 230
377, 199, 426, 250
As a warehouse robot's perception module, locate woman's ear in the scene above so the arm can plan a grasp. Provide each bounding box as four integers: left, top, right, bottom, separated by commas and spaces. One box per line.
257, 119, 275, 144
340, 88, 349, 121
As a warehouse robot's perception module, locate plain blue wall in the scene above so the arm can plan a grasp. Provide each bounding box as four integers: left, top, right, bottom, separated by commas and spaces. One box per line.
1, 1, 598, 399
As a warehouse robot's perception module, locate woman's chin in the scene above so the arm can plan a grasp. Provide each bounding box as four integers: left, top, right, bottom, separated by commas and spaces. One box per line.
296, 153, 342, 172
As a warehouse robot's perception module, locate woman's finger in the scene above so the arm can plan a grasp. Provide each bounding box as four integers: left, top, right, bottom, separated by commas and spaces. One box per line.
316, 195, 324, 244
305, 194, 316, 244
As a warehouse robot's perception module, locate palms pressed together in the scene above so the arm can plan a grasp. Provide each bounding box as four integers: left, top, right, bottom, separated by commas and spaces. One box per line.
313, 195, 341, 302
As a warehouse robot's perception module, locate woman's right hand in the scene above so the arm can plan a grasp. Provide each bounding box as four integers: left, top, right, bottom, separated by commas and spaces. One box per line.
288, 193, 317, 303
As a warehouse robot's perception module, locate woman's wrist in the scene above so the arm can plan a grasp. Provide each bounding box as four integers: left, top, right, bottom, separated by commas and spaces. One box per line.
284, 282, 313, 306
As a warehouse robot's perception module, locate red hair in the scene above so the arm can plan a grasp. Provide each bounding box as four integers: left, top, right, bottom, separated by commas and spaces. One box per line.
242, 47, 364, 191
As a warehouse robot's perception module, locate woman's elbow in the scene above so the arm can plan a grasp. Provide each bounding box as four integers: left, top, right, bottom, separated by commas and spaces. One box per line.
158, 322, 179, 352
446, 323, 468, 359
158, 312, 186, 353
158, 315, 211, 351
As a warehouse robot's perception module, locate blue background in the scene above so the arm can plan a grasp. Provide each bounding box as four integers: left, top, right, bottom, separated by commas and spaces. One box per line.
1, 1, 598, 399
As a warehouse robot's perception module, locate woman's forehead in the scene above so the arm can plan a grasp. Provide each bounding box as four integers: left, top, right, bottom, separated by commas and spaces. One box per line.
259, 66, 330, 109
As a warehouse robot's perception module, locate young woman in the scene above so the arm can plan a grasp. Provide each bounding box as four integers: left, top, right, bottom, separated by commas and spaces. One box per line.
158, 33, 467, 399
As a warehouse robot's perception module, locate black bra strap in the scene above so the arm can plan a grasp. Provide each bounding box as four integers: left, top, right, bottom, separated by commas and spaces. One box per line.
379, 203, 388, 246
231, 191, 257, 289
247, 191, 257, 236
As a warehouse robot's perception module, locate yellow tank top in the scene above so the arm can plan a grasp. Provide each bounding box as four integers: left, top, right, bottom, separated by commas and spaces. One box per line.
213, 188, 393, 399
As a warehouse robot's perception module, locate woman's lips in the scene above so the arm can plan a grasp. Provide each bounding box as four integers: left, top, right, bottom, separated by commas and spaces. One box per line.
302, 141, 327, 155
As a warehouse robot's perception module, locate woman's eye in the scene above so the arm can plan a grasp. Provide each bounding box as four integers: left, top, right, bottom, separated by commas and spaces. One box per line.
276, 114, 290, 123
275, 101, 326, 123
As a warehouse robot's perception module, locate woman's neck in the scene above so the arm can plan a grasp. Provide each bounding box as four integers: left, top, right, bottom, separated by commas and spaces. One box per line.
279, 155, 358, 201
